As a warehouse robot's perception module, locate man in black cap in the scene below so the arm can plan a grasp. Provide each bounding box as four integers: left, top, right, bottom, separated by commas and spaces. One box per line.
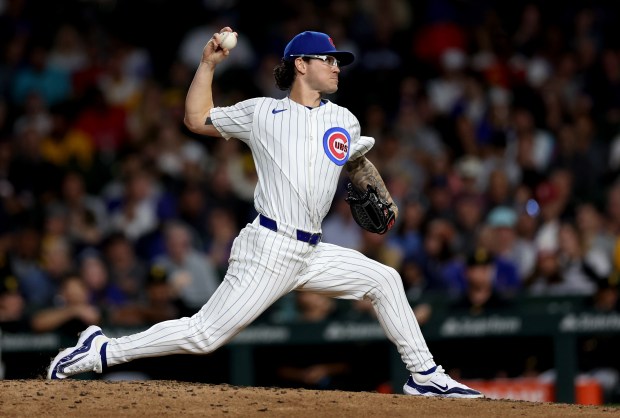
451, 248, 514, 315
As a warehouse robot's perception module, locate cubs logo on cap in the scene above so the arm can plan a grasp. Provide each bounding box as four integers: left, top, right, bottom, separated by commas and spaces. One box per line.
323, 127, 350, 165
283, 31, 355, 66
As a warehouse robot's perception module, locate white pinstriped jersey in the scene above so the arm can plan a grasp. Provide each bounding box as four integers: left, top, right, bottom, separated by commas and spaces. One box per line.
210, 97, 375, 233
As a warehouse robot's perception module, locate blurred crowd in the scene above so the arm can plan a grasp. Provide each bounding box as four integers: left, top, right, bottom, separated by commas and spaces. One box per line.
0, 0, 620, 377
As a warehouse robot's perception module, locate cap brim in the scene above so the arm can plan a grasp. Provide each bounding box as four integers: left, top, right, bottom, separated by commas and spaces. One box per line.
324, 51, 354, 66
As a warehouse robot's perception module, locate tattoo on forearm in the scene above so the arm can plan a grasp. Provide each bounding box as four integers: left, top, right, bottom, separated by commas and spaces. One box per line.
346, 157, 386, 199
205, 117, 213, 125
346, 157, 399, 218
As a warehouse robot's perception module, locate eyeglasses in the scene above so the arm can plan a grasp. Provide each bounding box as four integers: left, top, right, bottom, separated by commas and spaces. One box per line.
291, 54, 340, 67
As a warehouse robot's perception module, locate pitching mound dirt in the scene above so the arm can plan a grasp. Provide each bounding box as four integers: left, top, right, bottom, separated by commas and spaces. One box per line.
0, 380, 618, 417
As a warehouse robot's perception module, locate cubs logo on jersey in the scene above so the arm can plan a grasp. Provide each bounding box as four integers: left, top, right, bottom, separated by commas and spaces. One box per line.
323, 127, 350, 166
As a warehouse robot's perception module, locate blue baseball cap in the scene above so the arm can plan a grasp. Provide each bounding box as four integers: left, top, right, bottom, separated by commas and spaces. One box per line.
283, 31, 354, 66
486, 206, 517, 228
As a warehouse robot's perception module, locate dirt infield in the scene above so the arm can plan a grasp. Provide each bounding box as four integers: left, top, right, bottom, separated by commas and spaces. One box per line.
0, 380, 618, 417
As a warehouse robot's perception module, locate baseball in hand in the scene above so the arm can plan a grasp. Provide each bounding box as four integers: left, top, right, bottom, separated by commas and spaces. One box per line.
218, 31, 237, 50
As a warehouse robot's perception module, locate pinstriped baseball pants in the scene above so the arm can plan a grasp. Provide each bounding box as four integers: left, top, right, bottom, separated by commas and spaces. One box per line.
105, 219, 436, 373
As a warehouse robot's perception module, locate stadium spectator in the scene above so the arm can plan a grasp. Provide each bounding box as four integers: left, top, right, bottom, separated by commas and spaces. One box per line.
46, 24, 89, 75
449, 247, 515, 315
151, 117, 208, 187
575, 201, 616, 262
400, 256, 427, 302
321, 187, 363, 251
478, 131, 521, 194
37, 236, 75, 307
446, 226, 521, 298
388, 193, 427, 261
175, 181, 211, 244
485, 205, 537, 281
97, 46, 144, 110
8, 125, 63, 209
452, 192, 485, 258
11, 44, 71, 107
106, 167, 171, 244
509, 107, 555, 185
78, 249, 126, 309
524, 244, 563, 296
526, 221, 606, 296
556, 222, 606, 296
57, 170, 108, 250
40, 103, 94, 172
107, 263, 179, 327
30, 274, 101, 336
101, 231, 147, 302
484, 168, 514, 209
414, 217, 457, 293
73, 86, 129, 160
453, 155, 484, 195
153, 220, 220, 316
10, 225, 53, 308
71, 42, 107, 101
12, 90, 52, 137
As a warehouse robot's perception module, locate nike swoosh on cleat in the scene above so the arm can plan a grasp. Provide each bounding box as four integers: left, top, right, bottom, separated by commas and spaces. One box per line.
272, 109, 286, 114
59, 353, 88, 370
431, 382, 449, 391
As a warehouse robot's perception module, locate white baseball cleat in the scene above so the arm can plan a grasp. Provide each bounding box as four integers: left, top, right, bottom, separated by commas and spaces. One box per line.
47, 325, 109, 379
403, 365, 484, 398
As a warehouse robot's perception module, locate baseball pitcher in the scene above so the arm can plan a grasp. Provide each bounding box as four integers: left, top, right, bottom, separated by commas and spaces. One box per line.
47, 27, 483, 398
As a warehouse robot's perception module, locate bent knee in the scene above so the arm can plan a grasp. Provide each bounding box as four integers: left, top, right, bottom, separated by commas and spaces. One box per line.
369, 265, 405, 294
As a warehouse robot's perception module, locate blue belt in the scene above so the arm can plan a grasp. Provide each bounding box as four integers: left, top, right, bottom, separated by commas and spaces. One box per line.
259, 214, 322, 246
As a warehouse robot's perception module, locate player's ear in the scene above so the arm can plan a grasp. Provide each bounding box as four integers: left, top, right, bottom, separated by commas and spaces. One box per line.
294, 57, 307, 74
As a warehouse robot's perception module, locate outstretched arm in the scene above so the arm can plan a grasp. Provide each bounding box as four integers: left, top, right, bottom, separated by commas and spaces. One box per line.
184, 27, 237, 137
345, 156, 399, 219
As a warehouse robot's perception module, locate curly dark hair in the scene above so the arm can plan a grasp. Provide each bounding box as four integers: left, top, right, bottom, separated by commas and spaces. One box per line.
274, 59, 297, 91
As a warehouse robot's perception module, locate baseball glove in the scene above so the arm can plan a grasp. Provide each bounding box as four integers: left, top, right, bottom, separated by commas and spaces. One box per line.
345, 183, 396, 234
